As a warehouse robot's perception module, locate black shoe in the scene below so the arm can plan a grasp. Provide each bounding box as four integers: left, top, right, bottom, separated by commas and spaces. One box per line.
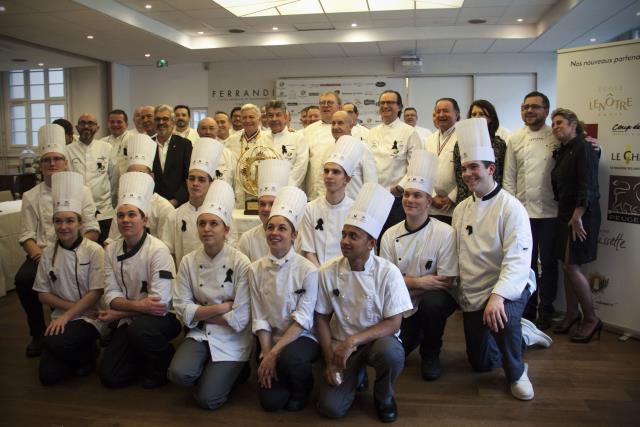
374, 397, 398, 423
356, 369, 369, 392
26, 336, 43, 358
285, 395, 308, 412
553, 313, 582, 335
535, 313, 553, 331
421, 356, 442, 381
142, 375, 168, 389
570, 319, 603, 344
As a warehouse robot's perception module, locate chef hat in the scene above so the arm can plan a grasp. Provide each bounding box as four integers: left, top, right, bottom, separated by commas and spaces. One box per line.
190, 137, 224, 179
258, 159, 290, 198
117, 171, 155, 215
456, 118, 495, 163
344, 182, 394, 239
269, 186, 307, 230
127, 133, 156, 171
324, 135, 363, 177
198, 180, 235, 226
38, 124, 66, 157
52, 171, 84, 214
401, 149, 438, 194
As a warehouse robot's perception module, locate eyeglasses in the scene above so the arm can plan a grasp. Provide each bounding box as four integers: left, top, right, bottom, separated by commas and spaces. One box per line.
521, 104, 544, 111
77, 120, 97, 127
319, 100, 336, 106
378, 100, 398, 106
40, 156, 65, 164
155, 116, 172, 123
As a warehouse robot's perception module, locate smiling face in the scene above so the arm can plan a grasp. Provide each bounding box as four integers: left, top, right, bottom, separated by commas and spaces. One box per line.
378, 92, 400, 124
197, 117, 218, 139
53, 211, 82, 247
551, 114, 577, 143
266, 215, 296, 258
241, 107, 260, 135
214, 113, 230, 140
402, 188, 432, 218
197, 212, 228, 249
306, 107, 321, 125
267, 107, 288, 134
403, 109, 418, 127
434, 100, 459, 132
520, 95, 548, 130
76, 114, 99, 144
174, 107, 190, 131
319, 93, 340, 124
154, 109, 174, 139
108, 113, 127, 138
39, 152, 68, 179
462, 160, 495, 196
258, 195, 275, 225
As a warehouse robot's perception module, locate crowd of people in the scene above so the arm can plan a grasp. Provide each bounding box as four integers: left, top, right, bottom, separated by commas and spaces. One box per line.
15, 89, 602, 422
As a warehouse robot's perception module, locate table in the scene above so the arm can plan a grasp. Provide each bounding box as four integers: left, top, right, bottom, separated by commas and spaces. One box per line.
230, 209, 261, 244
0, 200, 23, 297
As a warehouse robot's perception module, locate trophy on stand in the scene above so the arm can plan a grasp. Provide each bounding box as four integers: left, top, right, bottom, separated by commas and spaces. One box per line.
237, 144, 282, 215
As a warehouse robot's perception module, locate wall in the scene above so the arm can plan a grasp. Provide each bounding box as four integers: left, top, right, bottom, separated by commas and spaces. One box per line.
68, 64, 109, 138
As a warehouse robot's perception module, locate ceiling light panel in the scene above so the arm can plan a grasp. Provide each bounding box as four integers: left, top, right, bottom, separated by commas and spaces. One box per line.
277, 0, 323, 15
321, 0, 368, 14
367, 0, 414, 11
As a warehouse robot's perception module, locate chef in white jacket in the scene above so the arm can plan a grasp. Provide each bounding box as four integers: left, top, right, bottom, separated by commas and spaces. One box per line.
98, 172, 181, 389
249, 186, 319, 412
168, 180, 252, 410
236, 159, 290, 262
33, 171, 106, 385
168, 137, 224, 266
314, 183, 413, 423
105, 134, 174, 245
299, 136, 357, 267
380, 150, 458, 382
452, 118, 551, 402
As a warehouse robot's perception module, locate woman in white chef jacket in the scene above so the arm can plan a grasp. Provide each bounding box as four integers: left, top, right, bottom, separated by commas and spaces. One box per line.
168, 180, 252, 410
98, 171, 182, 389
33, 171, 105, 385
249, 186, 319, 412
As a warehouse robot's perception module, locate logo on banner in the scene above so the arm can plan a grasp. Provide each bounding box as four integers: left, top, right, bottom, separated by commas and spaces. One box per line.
588, 273, 610, 293
588, 87, 633, 117
211, 88, 275, 100
598, 229, 627, 251
612, 122, 640, 135
607, 175, 640, 224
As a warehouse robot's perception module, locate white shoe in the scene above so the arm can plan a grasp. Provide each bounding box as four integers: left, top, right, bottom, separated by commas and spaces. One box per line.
510, 363, 534, 401
521, 318, 553, 348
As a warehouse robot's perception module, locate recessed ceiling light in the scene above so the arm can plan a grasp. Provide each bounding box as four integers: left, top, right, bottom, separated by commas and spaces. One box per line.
144, 53, 151, 57
516, 18, 523, 22
197, 31, 204, 35
272, 26, 278, 31
468, 19, 487, 24
145, 4, 152, 9
38, 63, 44, 66
0, 6, 6, 12
590, 38, 597, 42
229, 28, 245, 33
86, 35, 94, 39
636, 11, 640, 16
351, 22, 358, 27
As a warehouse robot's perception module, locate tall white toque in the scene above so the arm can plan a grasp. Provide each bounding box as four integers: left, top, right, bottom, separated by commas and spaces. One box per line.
117, 171, 155, 215
127, 133, 157, 170
324, 135, 363, 177
344, 182, 394, 239
38, 124, 66, 157
190, 137, 224, 178
401, 149, 439, 194
52, 171, 84, 214
456, 118, 495, 163
258, 159, 290, 198
198, 180, 235, 226
269, 185, 307, 230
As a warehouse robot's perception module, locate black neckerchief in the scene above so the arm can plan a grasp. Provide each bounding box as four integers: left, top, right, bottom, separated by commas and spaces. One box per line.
117, 231, 147, 262
397, 217, 431, 239
58, 235, 83, 251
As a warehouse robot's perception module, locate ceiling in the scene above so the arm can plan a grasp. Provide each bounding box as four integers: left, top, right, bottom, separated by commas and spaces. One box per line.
0, 0, 639, 70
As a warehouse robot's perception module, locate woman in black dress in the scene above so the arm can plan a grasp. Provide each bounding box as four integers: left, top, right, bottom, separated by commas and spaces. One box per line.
550, 108, 602, 343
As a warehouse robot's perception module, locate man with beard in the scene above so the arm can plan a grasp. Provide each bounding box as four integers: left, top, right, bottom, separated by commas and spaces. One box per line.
151, 104, 192, 207
229, 106, 243, 135
174, 105, 199, 144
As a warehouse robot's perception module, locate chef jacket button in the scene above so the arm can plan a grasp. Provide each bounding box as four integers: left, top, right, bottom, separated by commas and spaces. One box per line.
395, 239, 399, 242
346, 316, 350, 320
199, 284, 203, 287
207, 332, 210, 335
199, 265, 203, 269
398, 257, 402, 261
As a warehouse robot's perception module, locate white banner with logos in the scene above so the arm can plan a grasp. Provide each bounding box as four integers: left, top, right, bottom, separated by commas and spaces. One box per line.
557, 40, 640, 335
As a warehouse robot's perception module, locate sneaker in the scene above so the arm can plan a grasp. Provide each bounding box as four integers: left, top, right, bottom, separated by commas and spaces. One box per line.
521, 318, 553, 348
420, 356, 442, 381
510, 364, 534, 401
26, 336, 43, 358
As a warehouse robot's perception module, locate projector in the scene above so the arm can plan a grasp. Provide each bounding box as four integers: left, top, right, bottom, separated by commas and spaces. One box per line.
394, 56, 423, 73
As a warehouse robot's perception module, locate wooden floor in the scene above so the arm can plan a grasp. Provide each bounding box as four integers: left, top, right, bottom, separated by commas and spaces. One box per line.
1, 291, 639, 427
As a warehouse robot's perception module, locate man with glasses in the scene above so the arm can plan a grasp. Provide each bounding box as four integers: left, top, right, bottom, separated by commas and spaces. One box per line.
151, 104, 193, 208
503, 91, 558, 329
16, 124, 100, 357
67, 113, 119, 244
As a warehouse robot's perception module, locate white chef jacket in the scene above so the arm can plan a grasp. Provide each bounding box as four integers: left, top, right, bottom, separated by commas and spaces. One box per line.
216, 148, 238, 191
452, 184, 536, 312
424, 126, 458, 217
365, 117, 422, 190
315, 254, 413, 345
299, 195, 353, 265
496, 126, 511, 142
226, 130, 273, 208
304, 121, 335, 200
345, 141, 378, 201
174, 245, 252, 362
269, 130, 309, 188
33, 237, 106, 333
175, 127, 199, 144
351, 123, 370, 141
236, 224, 269, 263
106, 193, 174, 247
503, 125, 558, 219
413, 125, 433, 143
102, 130, 132, 176
167, 201, 201, 267
66, 138, 119, 220
19, 182, 100, 248
103, 233, 175, 326
249, 247, 318, 344
380, 217, 458, 317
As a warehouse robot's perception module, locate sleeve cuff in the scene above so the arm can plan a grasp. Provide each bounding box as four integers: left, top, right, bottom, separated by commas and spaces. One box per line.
252, 319, 271, 334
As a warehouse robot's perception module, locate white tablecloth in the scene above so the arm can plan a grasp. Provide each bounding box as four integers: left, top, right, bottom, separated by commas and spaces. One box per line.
230, 209, 261, 244
0, 200, 22, 297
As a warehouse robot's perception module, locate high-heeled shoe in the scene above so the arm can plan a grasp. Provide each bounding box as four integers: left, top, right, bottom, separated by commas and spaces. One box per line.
570, 319, 603, 343
553, 313, 582, 334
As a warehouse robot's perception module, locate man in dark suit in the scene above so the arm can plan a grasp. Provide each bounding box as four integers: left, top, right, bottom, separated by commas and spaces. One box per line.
152, 104, 192, 207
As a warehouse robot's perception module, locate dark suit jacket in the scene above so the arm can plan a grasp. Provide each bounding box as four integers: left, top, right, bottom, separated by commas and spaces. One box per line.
152, 134, 192, 206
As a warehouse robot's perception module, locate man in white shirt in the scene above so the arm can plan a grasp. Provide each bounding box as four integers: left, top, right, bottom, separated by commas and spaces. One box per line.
102, 109, 131, 176
229, 107, 243, 135
132, 106, 146, 134
299, 107, 309, 129
306, 106, 321, 127
424, 98, 461, 225
67, 113, 119, 244
502, 91, 558, 329
214, 111, 232, 143
260, 105, 271, 134
138, 105, 156, 137
453, 118, 552, 402
403, 107, 433, 142
342, 102, 369, 141
315, 183, 413, 422
196, 117, 237, 190
366, 90, 422, 238
173, 105, 199, 144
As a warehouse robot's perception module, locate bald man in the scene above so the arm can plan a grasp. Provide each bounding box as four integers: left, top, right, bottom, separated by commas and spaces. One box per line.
196, 117, 237, 191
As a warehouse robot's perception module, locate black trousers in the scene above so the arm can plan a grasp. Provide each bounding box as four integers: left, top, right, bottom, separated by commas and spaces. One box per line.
14, 256, 45, 338
377, 196, 405, 252
525, 218, 559, 318
98, 313, 181, 388
39, 319, 99, 385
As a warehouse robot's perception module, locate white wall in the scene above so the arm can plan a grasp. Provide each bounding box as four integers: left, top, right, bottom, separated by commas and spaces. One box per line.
111, 63, 130, 117
68, 64, 109, 139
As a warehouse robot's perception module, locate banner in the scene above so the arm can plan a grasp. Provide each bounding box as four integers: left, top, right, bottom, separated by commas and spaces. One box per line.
557, 40, 640, 335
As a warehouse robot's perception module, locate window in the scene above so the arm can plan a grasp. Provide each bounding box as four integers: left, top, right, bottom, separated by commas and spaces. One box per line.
191, 108, 208, 129
5, 68, 67, 148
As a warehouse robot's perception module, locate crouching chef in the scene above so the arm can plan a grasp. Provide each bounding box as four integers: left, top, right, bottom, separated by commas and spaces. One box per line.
98, 172, 181, 389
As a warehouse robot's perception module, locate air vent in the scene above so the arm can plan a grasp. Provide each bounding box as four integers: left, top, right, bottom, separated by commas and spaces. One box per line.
294, 23, 335, 31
